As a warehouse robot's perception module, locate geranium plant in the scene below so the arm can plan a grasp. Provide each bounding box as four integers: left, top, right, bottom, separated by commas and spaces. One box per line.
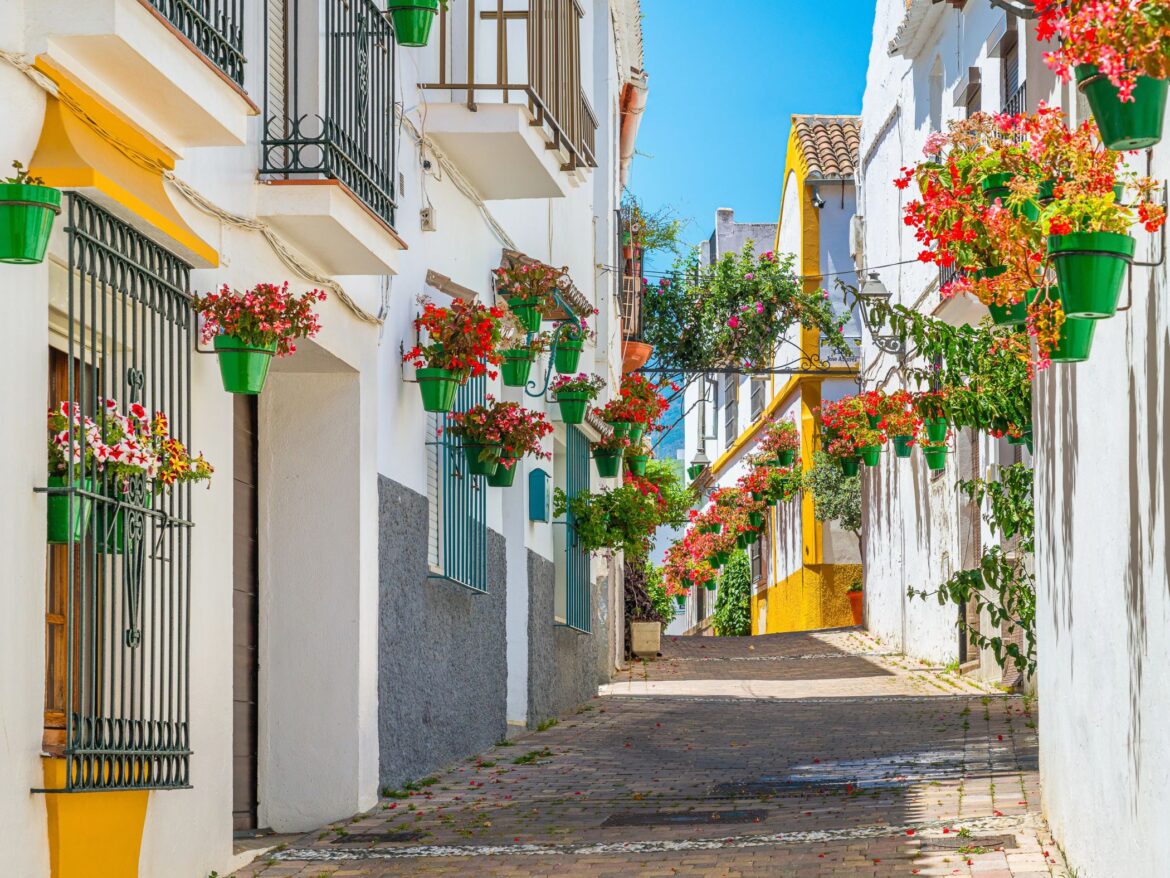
758, 415, 799, 464
550, 373, 606, 397
196, 282, 325, 356
493, 260, 567, 308
404, 298, 506, 380
446, 398, 552, 470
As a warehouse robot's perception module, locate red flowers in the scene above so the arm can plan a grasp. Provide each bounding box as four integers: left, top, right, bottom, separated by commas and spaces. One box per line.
404, 298, 508, 380
195, 282, 326, 357
595, 374, 672, 428
445, 398, 553, 466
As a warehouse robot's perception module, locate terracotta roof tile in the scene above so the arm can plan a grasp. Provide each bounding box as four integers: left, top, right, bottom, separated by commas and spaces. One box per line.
792, 115, 862, 179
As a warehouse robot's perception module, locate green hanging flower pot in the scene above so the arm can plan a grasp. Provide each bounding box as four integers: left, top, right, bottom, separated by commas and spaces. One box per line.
988, 297, 1029, 327
555, 390, 589, 424
95, 487, 127, 555
698, 523, 719, 535
608, 420, 631, 439
626, 454, 649, 476
508, 296, 543, 333
46, 475, 94, 544
500, 350, 535, 388
748, 510, 764, 528
417, 367, 461, 413
387, 0, 439, 48
736, 533, 749, 550
705, 580, 717, 592
1049, 315, 1097, 364
859, 445, 881, 467
743, 530, 759, 545
674, 594, 686, 608
0, 182, 61, 264
924, 417, 949, 443
710, 550, 730, 568
463, 444, 502, 477
1007, 426, 1034, 456
981, 172, 1014, 205
892, 436, 914, 459
839, 456, 860, 477
866, 414, 880, 429
214, 335, 276, 395
687, 463, 705, 481
923, 446, 948, 472
1049, 231, 1135, 319
593, 450, 622, 478
627, 424, 645, 444
1077, 64, 1169, 151
487, 455, 521, 488
554, 337, 583, 374
775, 449, 796, 467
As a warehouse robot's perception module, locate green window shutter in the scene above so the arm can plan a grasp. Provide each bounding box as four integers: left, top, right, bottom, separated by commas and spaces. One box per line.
564, 426, 592, 633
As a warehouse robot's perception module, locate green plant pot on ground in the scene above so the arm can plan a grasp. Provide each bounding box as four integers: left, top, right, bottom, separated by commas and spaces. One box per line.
859, 445, 881, 467
463, 444, 501, 477
1049, 315, 1097, 364
593, 450, 622, 478
1049, 231, 1135, 319
892, 435, 914, 459
387, 0, 439, 47
554, 338, 583, 373
775, 449, 796, 467
555, 390, 589, 424
1077, 64, 1169, 151
0, 183, 61, 264
626, 454, 649, 476
214, 335, 276, 394
487, 455, 521, 487
416, 367, 461, 413
839, 455, 860, 477
46, 475, 94, 544
500, 351, 534, 388
508, 297, 543, 333
923, 446, 948, 471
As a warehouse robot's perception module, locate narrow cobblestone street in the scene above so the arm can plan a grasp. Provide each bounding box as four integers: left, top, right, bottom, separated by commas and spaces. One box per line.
233, 630, 1060, 877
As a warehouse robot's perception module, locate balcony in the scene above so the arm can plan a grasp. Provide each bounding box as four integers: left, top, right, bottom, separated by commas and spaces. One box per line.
258, 0, 405, 275
420, 0, 598, 200
26, 0, 255, 150
620, 275, 653, 373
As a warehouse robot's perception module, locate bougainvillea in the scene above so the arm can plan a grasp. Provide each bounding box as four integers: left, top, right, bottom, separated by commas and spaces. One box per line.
404, 298, 507, 379
196, 282, 325, 356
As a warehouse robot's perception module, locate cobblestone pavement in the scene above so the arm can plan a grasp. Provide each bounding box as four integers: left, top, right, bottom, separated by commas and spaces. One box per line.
233, 630, 1064, 877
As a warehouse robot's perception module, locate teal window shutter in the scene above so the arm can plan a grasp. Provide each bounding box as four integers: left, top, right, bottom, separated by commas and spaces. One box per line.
528, 468, 550, 522
564, 426, 592, 632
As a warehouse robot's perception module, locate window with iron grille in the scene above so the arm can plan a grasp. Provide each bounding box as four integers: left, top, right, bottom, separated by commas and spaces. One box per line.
145, 0, 246, 85
40, 193, 194, 792
723, 375, 739, 449
750, 378, 767, 421
261, 0, 398, 228
563, 426, 592, 633
428, 374, 489, 593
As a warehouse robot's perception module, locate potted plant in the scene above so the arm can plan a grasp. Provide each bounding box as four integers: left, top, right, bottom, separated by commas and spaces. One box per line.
625, 441, 650, 477
494, 260, 566, 334
1037, 0, 1170, 150
0, 161, 61, 264
499, 330, 550, 389
387, 0, 448, 48
877, 389, 919, 459
553, 317, 595, 374
618, 373, 672, 443
592, 432, 628, 479
46, 402, 99, 543
922, 442, 949, 472
758, 416, 799, 467
847, 582, 863, 626
914, 391, 950, 443
403, 298, 507, 412
550, 373, 605, 424
596, 398, 633, 438
456, 400, 554, 487
819, 396, 881, 470
196, 282, 326, 395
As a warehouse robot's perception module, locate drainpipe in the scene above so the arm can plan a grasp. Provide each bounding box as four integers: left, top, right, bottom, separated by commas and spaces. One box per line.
619, 72, 649, 187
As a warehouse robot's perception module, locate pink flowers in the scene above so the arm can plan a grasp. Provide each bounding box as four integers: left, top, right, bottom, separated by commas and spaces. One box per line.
195, 282, 325, 358
727, 316, 740, 329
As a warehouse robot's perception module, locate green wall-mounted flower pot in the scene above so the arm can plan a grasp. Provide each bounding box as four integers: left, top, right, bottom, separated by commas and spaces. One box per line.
500, 350, 534, 388
981, 172, 1013, 205
593, 450, 622, 478
1077, 64, 1168, 151
1049, 231, 1134, 319
923, 446, 948, 471
554, 337, 583, 374
866, 414, 880, 429
736, 534, 749, 550
627, 424, 645, 444
46, 475, 94, 544
214, 335, 276, 395
748, 510, 764, 528
1049, 315, 1097, 364
0, 183, 61, 264
417, 367, 461, 412
508, 296, 543, 333
698, 523, 719, 535
892, 436, 914, 459
988, 297, 1028, 327
839, 456, 860, 477
1007, 426, 1034, 455
387, 0, 439, 48
608, 420, 631, 439
626, 454, 649, 476
704, 581, 717, 591
687, 463, 705, 481
860, 445, 881, 467
743, 530, 758, 545
924, 417, 949, 443
463, 444, 502, 477
487, 455, 521, 487
555, 390, 589, 424
674, 594, 686, 608
775, 449, 796, 467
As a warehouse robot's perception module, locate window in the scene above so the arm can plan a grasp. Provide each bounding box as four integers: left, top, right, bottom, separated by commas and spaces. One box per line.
43, 194, 194, 792
723, 374, 739, 448
428, 374, 489, 592
750, 378, 767, 421
563, 426, 592, 633
750, 538, 763, 585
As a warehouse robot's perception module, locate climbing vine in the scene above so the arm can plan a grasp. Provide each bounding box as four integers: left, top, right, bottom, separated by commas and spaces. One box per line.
713, 550, 752, 637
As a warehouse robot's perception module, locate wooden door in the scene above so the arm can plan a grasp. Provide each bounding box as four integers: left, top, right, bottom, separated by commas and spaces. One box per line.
232, 395, 260, 832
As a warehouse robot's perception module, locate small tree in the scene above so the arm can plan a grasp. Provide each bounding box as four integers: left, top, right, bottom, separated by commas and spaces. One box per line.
713, 550, 752, 637
804, 450, 862, 554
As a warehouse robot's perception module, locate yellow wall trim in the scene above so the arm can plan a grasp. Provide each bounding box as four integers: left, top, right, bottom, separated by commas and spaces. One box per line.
755, 563, 861, 634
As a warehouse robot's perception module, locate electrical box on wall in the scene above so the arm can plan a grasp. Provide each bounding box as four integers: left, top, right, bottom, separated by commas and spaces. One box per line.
528, 468, 550, 522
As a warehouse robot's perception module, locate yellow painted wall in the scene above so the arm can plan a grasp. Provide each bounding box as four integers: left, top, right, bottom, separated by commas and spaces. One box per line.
762, 564, 862, 633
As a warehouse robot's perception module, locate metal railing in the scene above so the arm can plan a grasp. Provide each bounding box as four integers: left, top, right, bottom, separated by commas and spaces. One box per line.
1003, 81, 1027, 116
422, 0, 598, 173
39, 194, 194, 792
620, 275, 644, 341
261, 0, 398, 229
146, 0, 245, 85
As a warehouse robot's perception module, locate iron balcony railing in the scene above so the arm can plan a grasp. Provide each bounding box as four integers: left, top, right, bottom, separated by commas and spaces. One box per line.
1003, 81, 1027, 117
422, 0, 598, 173
145, 0, 245, 86
261, 0, 398, 229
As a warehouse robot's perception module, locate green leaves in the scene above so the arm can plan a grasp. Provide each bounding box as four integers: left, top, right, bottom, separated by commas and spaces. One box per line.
713, 551, 752, 636
804, 451, 862, 536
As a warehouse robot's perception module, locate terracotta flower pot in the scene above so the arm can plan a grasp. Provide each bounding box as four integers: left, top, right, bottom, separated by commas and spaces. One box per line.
848, 590, 863, 626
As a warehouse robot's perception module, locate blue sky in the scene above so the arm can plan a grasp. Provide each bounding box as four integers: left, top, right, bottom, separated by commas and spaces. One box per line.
631, 0, 876, 256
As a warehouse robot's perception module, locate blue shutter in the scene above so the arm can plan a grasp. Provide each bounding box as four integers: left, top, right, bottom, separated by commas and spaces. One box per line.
564, 426, 592, 632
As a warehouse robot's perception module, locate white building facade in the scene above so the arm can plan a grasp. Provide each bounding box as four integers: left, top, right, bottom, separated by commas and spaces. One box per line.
0, 1, 644, 875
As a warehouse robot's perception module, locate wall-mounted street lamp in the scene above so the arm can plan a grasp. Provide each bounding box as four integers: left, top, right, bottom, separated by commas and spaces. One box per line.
852, 272, 906, 357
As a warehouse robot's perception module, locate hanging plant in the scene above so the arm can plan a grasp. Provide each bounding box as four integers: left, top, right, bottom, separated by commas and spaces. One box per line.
591, 431, 629, 479
624, 440, 651, 477
818, 396, 883, 469
195, 282, 326, 395
875, 390, 920, 459
403, 298, 507, 413
757, 416, 800, 466
550, 372, 605, 424
498, 330, 551, 389
387, 0, 450, 49
553, 317, 596, 374
445, 397, 552, 481
0, 161, 61, 265
494, 260, 568, 333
